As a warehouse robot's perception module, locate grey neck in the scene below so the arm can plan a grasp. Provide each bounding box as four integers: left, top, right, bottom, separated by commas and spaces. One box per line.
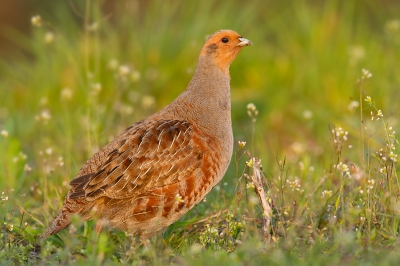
159, 55, 232, 132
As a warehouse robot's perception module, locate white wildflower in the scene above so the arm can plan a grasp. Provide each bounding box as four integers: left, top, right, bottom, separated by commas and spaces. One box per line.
31, 15, 42, 27
348, 100, 359, 111
141, 95, 155, 109
361, 68, 372, 79
303, 110, 313, 119
119, 65, 131, 76
1, 130, 8, 138
24, 164, 32, 172
238, 141, 246, 149
321, 190, 332, 198
61, 87, 73, 100
44, 32, 55, 44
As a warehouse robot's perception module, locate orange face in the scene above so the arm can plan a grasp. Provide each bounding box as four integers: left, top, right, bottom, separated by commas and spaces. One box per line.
200, 30, 252, 75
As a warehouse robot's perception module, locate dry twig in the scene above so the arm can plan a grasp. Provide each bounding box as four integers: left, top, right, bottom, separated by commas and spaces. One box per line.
244, 151, 272, 241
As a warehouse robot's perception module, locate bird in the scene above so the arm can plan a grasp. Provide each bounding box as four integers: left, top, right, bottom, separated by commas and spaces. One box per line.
41, 29, 252, 239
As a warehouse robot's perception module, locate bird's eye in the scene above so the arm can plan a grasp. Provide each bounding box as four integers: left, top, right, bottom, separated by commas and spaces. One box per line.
221, 37, 229, 43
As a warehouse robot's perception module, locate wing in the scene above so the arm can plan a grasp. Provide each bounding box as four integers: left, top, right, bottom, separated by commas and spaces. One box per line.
68, 119, 203, 201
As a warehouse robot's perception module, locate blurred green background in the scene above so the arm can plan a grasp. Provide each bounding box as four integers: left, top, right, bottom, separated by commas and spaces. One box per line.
1, 0, 399, 216
1, 0, 399, 188
1, 0, 400, 264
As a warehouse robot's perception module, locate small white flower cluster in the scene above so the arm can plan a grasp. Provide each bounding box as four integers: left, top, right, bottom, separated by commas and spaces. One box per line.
365, 96, 384, 121
365, 96, 398, 163
388, 126, 396, 140
321, 190, 332, 198
31, 15, 56, 44
9, 150, 32, 172
56, 157, 64, 167
61, 87, 73, 100
108, 59, 141, 83
286, 178, 303, 193
347, 100, 360, 111
303, 110, 313, 119
238, 141, 246, 149
334, 127, 348, 140
361, 68, 372, 79
370, 109, 383, 121
389, 151, 398, 161
366, 179, 375, 194
246, 157, 262, 169
375, 134, 398, 164
31, 15, 42, 27
376, 148, 388, 163
387, 126, 398, 161
247, 103, 258, 122
19, 152, 27, 160
119, 65, 131, 77
332, 127, 349, 147
4, 222, 13, 232
379, 165, 387, 174
246, 181, 255, 190
44, 32, 55, 44
35, 110, 51, 124
1, 191, 8, 201
334, 162, 351, 178
1, 130, 8, 138
13, 151, 27, 163
38, 148, 65, 174
198, 224, 219, 247
24, 164, 32, 172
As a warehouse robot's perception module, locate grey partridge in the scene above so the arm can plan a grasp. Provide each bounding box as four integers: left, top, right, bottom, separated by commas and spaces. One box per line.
41, 29, 252, 238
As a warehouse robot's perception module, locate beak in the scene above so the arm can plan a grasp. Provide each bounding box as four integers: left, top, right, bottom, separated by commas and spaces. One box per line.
237, 37, 252, 47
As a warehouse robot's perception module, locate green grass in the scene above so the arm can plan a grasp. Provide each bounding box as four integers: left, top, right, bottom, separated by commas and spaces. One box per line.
1, 0, 400, 265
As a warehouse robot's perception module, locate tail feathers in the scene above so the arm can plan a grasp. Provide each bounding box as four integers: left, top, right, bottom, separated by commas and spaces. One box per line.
41, 190, 88, 239
40, 211, 71, 239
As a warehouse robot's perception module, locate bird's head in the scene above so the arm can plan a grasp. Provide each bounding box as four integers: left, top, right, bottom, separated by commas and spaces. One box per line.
200, 29, 252, 75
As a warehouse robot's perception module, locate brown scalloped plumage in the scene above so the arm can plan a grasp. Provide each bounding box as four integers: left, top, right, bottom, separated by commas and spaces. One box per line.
41, 29, 252, 238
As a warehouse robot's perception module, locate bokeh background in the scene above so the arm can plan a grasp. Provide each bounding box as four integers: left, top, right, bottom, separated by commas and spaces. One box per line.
1, 0, 400, 264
